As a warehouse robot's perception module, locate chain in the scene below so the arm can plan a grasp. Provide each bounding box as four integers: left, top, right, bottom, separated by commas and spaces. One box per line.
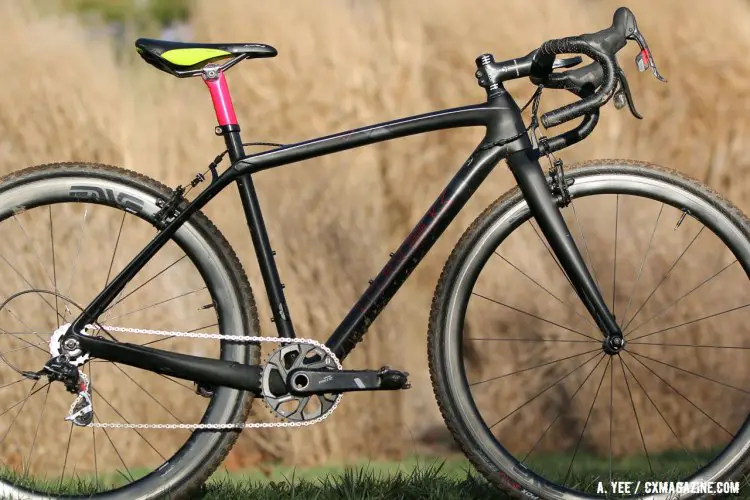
84, 325, 343, 430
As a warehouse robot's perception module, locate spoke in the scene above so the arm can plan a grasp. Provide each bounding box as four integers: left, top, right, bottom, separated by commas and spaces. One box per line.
494, 252, 594, 327
188, 323, 217, 333
529, 221, 575, 290
627, 349, 750, 395
0, 339, 48, 358
95, 414, 134, 482
472, 292, 598, 341
619, 355, 653, 474
63, 206, 89, 297
622, 226, 705, 332
468, 337, 596, 343
620, 356, 700, 467
156, 374, 195, 392
621, 203, 664, 328
49, 206, 60, 328
609, 352, 613, 485
630, 302, 750, 343
626, 260, 737, 337
0, 380, 45, 450
0, 331, 51, 336
103, 255, 187, 316
471, 348, 601, 387
104, 212, 126, 288
92, 387, 166, 461
564, 357, 609, 486
521, 354, 607, 463
488, 351, 602, 430
89, 322, 122, 343
12, 214, 56, 290
628, 341, 750, 349
0, 254, 67, 325
0, 317, 50, 354
139, 336, 176, 347
106, 286, 207, 323
570, 199, 601, 291
89, 363, 99, 488
612, 194, 619, 315
59, 423, 74, 489
0, 380, 46, 421
0, 378, 31, 391
110, 363, 185, 424
626, 351, 735, 437
23, 383, 51, 477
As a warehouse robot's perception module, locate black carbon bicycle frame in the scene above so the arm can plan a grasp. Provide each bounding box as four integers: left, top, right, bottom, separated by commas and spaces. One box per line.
67, 85, 620, 396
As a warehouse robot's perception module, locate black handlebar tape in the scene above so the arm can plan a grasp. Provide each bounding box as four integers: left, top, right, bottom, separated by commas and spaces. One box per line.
543, 110, 600, 154
538, 37, 617, 128
541, 86, 599, 154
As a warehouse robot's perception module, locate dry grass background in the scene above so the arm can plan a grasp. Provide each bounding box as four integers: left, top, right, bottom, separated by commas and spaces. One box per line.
0, 0, 748, 476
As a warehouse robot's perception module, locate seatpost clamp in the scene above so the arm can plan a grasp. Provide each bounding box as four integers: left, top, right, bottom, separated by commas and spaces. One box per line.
202, 63, 220, 81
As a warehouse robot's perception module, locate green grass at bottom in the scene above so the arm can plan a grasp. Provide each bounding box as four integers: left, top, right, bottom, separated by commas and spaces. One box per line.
213, 455, 472, 483
205, 457, 502, 500
3, 449, 747, 499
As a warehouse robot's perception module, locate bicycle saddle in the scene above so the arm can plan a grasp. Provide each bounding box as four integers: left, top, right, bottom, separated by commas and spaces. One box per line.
135, 38, 277, 77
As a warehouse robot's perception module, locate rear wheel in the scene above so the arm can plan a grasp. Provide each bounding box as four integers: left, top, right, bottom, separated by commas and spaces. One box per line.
429, 161, 750, 499
0, 163, 259, 499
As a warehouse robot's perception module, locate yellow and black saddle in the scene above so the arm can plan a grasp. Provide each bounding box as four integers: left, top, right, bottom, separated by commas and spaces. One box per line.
135, 38, 277, 77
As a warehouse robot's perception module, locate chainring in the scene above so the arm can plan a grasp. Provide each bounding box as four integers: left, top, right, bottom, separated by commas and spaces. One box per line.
261, 343, 341, 422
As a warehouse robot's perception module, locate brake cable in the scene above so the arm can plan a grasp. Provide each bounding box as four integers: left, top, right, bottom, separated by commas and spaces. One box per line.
527, 92, 572, 207
154, 142, 285, 226
189, 141, 285, 193
478, 84, 544, 151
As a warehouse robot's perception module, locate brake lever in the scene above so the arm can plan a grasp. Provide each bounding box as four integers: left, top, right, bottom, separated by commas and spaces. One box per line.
613, 65, 643, 119
628, 26, 667, 82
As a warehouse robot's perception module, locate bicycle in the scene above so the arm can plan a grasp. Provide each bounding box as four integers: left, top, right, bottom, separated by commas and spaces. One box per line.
0, 5, 746, 499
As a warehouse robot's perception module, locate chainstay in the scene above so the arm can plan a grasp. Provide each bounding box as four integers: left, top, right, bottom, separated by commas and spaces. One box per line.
84, 325, 343, 429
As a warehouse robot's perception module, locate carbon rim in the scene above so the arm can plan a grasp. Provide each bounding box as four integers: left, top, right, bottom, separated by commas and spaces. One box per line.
0, 168, 253, 499
441, 166, 750, 499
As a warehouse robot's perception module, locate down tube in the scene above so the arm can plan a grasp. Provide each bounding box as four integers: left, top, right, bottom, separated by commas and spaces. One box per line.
326, 146, 507, 360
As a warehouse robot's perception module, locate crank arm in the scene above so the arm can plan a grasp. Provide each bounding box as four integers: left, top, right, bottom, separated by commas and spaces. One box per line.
287, 366, 410, 395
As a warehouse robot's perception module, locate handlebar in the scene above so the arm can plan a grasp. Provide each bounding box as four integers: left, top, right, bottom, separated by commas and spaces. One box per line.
534, 6, 637, 128
475, 7, 665, 155
536, 37, 617, 127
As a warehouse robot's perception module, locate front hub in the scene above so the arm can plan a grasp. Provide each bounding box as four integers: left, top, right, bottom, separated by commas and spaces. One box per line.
603, 334, 625, 355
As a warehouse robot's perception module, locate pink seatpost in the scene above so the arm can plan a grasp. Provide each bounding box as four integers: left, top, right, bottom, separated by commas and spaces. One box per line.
203, 71, 238, 126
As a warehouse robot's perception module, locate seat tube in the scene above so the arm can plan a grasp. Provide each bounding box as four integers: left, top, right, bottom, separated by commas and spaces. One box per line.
507, 149, 621, 338
203, 68, 296, 338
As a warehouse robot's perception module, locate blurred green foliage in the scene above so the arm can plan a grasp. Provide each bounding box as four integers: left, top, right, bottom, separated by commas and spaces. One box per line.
65, 0, 192, 27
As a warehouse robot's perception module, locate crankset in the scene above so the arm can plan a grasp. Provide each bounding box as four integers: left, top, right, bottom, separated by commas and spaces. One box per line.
261, 343, 410, 422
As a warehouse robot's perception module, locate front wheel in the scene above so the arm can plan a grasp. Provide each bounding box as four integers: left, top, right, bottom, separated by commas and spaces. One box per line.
429, 160, 750, 499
